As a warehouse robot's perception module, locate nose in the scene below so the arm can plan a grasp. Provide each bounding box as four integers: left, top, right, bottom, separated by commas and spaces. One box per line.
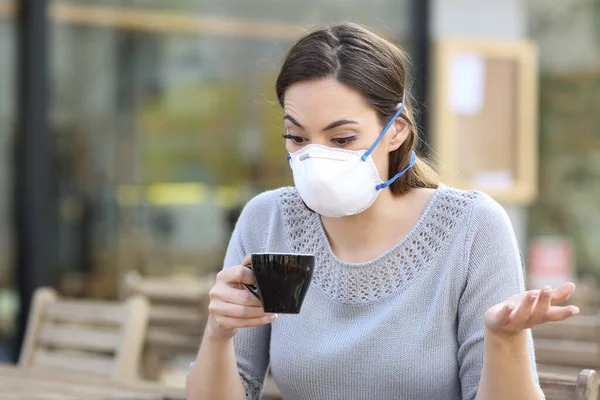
309, 137, 331, 147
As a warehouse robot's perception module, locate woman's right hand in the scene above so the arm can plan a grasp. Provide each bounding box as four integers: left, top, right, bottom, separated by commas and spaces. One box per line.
207, 254, 277, 339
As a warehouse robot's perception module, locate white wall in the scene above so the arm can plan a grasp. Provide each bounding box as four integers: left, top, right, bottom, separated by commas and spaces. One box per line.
432, 0, 527, 39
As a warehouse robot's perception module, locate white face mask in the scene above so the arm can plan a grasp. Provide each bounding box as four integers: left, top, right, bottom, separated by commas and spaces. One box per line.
288, 94, 416, 218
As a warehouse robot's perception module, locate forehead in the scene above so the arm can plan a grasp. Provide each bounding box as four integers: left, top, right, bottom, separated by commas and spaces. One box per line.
283, 78, 372, 120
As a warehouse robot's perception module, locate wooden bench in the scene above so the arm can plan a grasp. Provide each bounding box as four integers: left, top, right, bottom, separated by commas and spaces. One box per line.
260, 370, 599, 400
539, 369, 599, 400
533, 314, 600, 375
122, 272, 290, 392
19, 287, 149, 382
0, 364, 186, 400
121, 271, 214, 381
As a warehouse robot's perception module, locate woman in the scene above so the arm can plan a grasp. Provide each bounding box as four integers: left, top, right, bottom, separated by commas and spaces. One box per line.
187, 22, 578, 400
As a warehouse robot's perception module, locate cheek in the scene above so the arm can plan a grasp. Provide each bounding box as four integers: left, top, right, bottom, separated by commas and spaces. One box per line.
370, 145, 390, 181
285, 140, 301, 153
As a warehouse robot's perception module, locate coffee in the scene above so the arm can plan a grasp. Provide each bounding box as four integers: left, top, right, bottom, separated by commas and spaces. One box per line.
244, 253, 315, 314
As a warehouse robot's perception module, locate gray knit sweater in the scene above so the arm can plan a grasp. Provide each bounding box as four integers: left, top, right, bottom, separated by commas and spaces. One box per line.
222, 184, 544, 400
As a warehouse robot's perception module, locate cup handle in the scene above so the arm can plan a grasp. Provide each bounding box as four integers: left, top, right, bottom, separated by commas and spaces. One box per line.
243, 265, 261, 300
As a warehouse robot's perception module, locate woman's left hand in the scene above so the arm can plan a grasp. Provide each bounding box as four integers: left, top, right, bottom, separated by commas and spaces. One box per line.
484, 282, 580, 335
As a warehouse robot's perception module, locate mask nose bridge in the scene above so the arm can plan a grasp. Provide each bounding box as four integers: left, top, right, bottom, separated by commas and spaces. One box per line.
287, 144, 348, 162
299, 153, 347, 162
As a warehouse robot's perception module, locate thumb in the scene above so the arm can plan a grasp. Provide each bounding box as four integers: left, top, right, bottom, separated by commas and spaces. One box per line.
241, 254, 252, 267
499, 303, 516, 325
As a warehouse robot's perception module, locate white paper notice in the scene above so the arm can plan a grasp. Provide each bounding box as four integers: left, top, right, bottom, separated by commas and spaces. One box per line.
448, 53, 486, 115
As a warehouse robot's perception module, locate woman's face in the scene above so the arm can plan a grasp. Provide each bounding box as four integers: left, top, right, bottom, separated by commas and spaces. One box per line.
283, 78, 407, 182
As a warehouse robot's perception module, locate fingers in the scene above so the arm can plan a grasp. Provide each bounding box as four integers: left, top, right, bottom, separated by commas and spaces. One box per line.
209, 299, 271, 319
515, 284, 579, 327
212, 314, 278, 330
210, 284, 263, 308
241, 254, 252, 267
216, 265, 256, 286
529, 286, 553, 323
207, 283, 271, 334
549, 282, 576, 305
543, 305, 580, 322
489, 284, 580, 335
207, 256, 271, 336
510, 292, 538, 325
525, 282, 576, 305
498, 303, 516, 325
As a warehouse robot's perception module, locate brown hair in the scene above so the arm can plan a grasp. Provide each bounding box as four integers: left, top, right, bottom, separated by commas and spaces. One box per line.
276, 22, 439, 194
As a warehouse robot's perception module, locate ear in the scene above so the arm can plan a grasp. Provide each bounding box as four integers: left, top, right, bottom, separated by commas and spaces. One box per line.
387, 103, 411, 152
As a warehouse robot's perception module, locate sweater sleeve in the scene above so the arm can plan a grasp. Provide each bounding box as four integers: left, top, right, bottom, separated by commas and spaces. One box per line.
457, 193, 545, 400
223, 191, 280, 400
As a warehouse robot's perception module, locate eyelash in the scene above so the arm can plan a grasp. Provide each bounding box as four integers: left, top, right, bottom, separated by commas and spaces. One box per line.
282, 134, 357, 147
332, 136, 357, 146
282, 134, 305, 145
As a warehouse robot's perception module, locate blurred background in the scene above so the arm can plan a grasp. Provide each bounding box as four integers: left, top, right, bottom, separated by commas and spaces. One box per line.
0, 0, 599, 378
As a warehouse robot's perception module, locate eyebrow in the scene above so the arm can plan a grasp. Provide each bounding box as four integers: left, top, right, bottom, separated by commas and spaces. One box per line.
323, 119, 359, 131
283, 115, 359, 131
283, 115, 304, 129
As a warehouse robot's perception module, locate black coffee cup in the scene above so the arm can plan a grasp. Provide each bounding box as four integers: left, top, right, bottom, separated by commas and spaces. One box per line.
243, 253, 315, 314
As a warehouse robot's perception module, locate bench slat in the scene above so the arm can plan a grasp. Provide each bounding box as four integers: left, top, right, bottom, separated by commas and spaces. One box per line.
146, 327, 201, 352
539, 369, 599, 400
44, 301, 127, 325
149, 305, 207, 328
38, 323, 121, 352
533, 315, 599, 342
535, 339, 600, 369
33, 350, 115, 376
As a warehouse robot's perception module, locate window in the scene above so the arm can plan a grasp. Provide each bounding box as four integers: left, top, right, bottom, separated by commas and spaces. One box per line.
47, 1, 414, 294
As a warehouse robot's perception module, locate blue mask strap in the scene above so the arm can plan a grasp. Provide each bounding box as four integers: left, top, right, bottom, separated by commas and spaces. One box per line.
375, 150, 417, 191
361, 92, 406, 162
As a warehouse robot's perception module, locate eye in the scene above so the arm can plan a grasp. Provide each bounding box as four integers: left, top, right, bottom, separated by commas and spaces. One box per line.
332, 136, 357, 146
282, 134, 307, 145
